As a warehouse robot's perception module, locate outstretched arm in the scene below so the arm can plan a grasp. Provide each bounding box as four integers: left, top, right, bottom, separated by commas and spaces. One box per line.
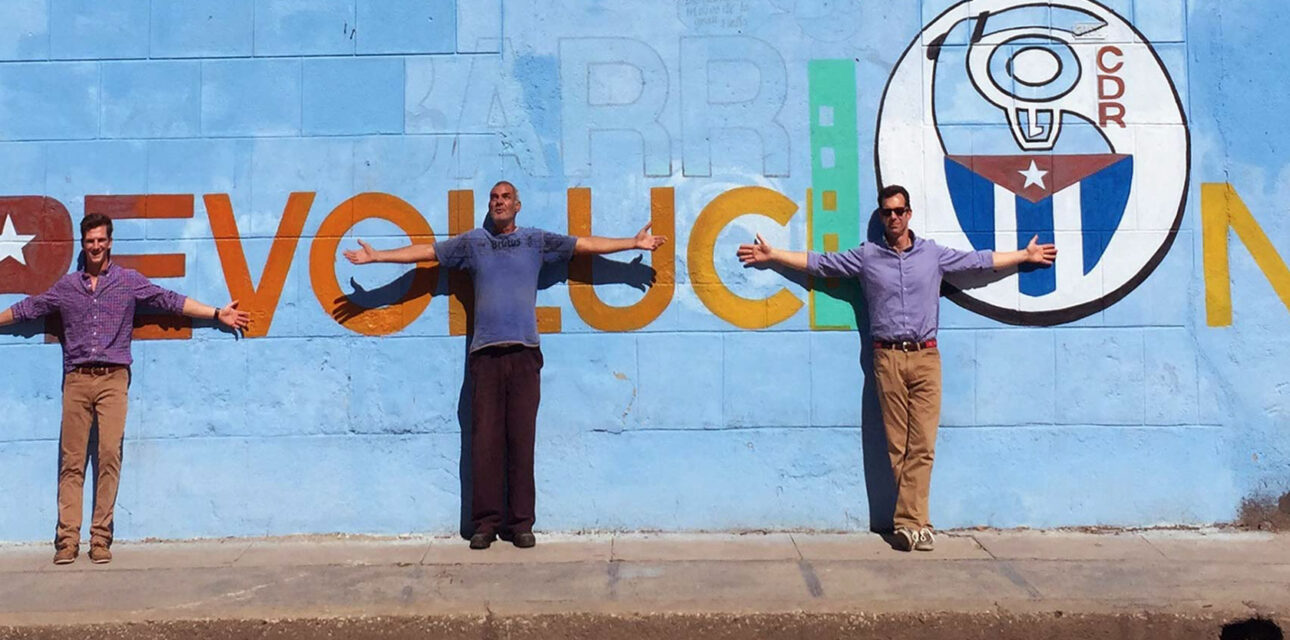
736, 234, 809, 271
2, 288, 63, 327
574, 223, 667, 256
993, 235, 1057, 269
181, 298, 251, 331
344, 240, 437, 265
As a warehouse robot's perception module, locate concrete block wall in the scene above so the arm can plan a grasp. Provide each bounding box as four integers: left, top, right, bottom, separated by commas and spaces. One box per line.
0, 0, 1285, 542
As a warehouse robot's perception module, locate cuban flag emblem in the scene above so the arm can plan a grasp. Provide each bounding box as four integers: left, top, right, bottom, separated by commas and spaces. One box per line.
944, 154, 1132, 297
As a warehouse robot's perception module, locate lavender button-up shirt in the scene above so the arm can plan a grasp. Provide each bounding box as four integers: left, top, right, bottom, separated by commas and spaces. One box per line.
12, 263, 187, 372
806, 234, 993, 342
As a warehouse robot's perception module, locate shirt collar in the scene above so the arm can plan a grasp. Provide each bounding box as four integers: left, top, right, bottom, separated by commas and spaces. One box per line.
79, 260, 113, 280
486, 224, 522, 237
879, 230, 921, 252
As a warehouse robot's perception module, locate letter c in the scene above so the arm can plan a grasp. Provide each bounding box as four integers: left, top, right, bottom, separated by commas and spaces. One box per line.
687, 186, 803, 329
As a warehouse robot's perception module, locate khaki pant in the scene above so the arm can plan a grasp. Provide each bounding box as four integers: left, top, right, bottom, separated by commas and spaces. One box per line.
56, 368, 129, 548
873, 348, 941, 531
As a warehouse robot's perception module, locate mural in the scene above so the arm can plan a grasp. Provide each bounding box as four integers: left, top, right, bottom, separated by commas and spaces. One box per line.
0, 0, 1286, 541
878, 0, 1188, 325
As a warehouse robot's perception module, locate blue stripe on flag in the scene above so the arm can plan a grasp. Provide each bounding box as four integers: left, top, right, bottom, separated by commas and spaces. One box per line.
945, 158, 994, 249
1079, 156, 1133, 274
1016, 195, 1056, 297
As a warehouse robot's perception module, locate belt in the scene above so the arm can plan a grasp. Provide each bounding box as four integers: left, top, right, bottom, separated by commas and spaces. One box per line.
73, 363, 128, 376
873, 339, 937, 352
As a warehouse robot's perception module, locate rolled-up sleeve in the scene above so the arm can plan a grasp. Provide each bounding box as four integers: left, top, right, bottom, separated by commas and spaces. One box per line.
132, 274, 187, 314
937, 244, 993, 274
11, 284, 62, 321
806, 248, 865, 278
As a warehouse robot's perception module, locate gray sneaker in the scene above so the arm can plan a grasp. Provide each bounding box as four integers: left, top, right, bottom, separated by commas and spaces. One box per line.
893, 528, 916, 551
915, 527, 935, 551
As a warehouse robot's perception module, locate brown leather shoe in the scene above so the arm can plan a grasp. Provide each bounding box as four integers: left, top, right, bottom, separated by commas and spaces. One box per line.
89, 543, 112, 564
52, 545, 78, 565
469, 532, 495, 550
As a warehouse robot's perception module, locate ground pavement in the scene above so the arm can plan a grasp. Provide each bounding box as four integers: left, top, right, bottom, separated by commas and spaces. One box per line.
0, 529, 1286, 639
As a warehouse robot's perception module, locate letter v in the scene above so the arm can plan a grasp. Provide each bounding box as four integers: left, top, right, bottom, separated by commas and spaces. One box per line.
205, 193, 314, 338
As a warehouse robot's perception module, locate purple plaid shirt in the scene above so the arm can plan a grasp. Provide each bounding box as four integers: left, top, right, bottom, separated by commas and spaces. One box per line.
806, 234, 993, 342
11, 262, 187, 372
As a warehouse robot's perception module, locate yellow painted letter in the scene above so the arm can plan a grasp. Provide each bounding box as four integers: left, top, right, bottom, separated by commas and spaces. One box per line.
687, 186, 803, 329
568, 187, 675, 331
1201, 183, 1290, 326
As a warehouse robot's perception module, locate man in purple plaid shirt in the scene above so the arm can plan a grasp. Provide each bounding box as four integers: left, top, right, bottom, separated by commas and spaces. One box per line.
0, 213, 250, 565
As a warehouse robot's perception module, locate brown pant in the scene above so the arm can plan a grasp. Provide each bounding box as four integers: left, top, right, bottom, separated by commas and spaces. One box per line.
57, 367, 130, 549
468, 345, 542, 536
873, 347, 941, 531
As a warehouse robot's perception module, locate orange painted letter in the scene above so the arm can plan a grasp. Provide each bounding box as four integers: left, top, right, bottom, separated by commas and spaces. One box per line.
205, 193, 314, 338
568, 187, 675, 331
309, 193, 437, 336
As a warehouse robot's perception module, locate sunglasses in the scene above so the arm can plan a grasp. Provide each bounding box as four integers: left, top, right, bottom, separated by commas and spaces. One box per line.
879, 207, 909, 217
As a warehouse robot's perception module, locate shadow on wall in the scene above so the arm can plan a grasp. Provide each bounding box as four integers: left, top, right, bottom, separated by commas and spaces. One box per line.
736, 209, 898, 531
326, 218, 659, 537
768, 209, 1024, 533
463, 253, 659, 537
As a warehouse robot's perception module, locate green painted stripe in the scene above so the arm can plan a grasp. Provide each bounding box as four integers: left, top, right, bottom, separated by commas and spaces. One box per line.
808, 59, 862, 330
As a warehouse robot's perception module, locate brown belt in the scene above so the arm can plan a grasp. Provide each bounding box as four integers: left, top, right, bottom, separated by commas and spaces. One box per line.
73, 363, 128, 376
873, 339, 937, 352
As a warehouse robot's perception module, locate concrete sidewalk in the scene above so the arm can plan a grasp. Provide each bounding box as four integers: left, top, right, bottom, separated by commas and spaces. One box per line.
0, 529, 1286, 638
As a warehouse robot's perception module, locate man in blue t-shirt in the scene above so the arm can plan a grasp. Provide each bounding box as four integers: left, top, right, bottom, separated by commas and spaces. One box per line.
345, 181, 665, 549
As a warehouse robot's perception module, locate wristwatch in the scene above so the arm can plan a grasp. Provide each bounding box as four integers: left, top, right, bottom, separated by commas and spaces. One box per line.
212, 306, 220, 320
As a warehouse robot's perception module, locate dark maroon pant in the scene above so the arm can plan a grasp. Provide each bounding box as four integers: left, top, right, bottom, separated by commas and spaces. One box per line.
468, 345, 543, 536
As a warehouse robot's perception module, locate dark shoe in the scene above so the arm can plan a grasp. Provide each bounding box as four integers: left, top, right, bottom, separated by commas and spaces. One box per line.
53, 545, 78, 565
89, 543, 112, 564
469, 532, 496, 550
893, 528, 916, 552
512, 532, 536, 549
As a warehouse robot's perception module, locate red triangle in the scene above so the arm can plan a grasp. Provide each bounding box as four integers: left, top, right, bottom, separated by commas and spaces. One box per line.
947, 154, 1130, 203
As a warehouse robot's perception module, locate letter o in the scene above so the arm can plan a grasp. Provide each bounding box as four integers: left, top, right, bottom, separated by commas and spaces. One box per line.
309, 192, 438, 336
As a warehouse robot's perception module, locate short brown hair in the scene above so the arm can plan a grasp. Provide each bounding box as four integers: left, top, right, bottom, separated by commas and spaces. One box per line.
877, 184, 910, 208
80, 213, 113, 238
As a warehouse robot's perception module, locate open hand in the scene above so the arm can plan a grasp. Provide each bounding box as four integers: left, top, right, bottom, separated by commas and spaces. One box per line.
343, 240, 378, 265
218, 300, 251, 331
1025, 235, 1058, 266
634, 223, 667, 251
736, 233, 776, 265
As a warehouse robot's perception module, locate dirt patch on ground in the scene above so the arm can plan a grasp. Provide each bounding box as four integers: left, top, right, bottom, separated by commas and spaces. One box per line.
0, 613, 1276, 640
1237, 492, 1290, 532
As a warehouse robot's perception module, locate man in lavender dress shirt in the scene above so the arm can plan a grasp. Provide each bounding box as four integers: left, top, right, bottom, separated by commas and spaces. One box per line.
737, 185, 1056, 552
0, 213, 250, 565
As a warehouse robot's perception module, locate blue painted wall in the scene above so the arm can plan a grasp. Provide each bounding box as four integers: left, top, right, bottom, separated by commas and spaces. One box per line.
0, 0, 1285, 542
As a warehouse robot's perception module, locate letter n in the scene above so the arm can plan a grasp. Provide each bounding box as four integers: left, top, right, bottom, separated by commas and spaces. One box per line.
1201, 183, 1290, 326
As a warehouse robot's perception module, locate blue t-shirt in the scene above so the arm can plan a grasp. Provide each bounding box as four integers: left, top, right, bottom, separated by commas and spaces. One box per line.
434, 226, 577, 351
